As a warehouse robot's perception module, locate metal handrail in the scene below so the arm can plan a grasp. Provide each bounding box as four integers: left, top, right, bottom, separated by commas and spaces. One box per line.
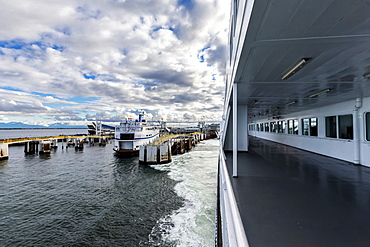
218, 147, 249, 246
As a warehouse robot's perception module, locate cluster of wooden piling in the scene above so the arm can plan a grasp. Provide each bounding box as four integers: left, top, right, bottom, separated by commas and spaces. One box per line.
0, 136, 108, 161
139, 133, 205, 164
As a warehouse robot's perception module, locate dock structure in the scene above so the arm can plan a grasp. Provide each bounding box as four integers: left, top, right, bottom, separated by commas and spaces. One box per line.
0, 135, 111, 159
139, 132, 205, 164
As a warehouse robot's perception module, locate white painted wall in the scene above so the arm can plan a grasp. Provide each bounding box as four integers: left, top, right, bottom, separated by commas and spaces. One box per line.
249, 97, 370, 167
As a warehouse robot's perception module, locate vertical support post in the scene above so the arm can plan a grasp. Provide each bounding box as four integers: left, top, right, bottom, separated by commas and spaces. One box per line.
246, 107, 249, 151
353, 98, 362, 164
233, 82, 238, 177
237, 105, 249, 152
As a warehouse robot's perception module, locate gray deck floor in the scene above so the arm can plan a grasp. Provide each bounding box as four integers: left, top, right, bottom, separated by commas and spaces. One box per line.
225, 137, 370, 247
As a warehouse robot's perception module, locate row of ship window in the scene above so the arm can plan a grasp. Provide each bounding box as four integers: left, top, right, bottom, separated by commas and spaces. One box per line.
249, 113, 370, 142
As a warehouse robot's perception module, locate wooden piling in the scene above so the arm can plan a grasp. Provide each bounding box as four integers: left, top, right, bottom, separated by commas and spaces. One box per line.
0, 143, 9, 160
24, 141, 39, 154
39, 140, 51, 154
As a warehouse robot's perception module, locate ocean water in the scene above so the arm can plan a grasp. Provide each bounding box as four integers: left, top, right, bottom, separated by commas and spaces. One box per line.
0, 129, 218, 246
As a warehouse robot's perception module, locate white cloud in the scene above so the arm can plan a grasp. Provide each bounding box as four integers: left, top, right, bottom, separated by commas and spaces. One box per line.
0, 0, 229, 125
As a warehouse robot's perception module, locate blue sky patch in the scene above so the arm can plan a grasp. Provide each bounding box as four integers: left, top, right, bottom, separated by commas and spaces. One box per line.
0, 39, 66, 53
178, 0, 194, 10
67, 96, 100, 104
200, 46, 210, 52
82, 73, 96, 80
121, 48, 128, 56
43, 103, 70, 108
52, 45, 66, 52
0, 39, 26, 50
0, 86, 25, 93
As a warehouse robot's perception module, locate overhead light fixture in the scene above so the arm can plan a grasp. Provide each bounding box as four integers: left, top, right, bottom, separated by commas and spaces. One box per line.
282, 58, 312, 80
309, 88, 332, 98
286, 100, 297, 106
363, 72, 370, 79
250, 100, 257, 105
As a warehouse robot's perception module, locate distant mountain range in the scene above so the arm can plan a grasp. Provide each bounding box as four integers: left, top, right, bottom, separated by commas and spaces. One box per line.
0, 122, 87, 129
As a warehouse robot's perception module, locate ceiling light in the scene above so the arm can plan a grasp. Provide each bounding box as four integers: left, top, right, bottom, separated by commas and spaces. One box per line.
250, 100, 257, 105
363, 72, 370, 79
282, 58, 312, 80
309, 88, 332, 98
286, 100, 297, 106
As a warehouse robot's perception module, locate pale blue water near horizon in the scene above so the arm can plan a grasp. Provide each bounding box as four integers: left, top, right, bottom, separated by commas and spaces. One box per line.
0, 129, 218, 246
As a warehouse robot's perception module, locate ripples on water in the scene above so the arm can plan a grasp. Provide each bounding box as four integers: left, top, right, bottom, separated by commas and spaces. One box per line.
0, 134, 218, 247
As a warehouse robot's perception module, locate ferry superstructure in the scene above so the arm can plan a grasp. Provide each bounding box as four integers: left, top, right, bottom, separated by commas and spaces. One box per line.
218, 1, 370, 246
113, 113, 159, 155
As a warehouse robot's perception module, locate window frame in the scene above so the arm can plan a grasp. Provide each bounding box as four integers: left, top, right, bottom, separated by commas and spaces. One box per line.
325, 115, 337, 138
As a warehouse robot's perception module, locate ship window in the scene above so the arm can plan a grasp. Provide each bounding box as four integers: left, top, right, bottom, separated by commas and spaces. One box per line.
302, 119, 309, 135
278, 121, 286, 133
288, 120, 298, 135
325, 116, 337, 138
120, 133, 134, 140
310, 118, 318, 136
265, 123, 269, 132
277, 121, 283, 133
270, 122, 277, 133
339, 114, 353, 139
293, 120, 299, 135
366, 113, 370, 141
288, 120, 293, 134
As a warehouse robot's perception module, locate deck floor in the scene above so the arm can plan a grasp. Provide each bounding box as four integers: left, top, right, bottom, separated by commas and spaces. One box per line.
226, 137, 370, 247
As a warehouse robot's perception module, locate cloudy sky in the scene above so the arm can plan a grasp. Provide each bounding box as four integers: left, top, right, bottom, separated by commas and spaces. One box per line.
0, 0, 229, 127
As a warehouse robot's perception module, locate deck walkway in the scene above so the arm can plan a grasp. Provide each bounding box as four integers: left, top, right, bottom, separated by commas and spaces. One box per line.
226, 137, 370, 247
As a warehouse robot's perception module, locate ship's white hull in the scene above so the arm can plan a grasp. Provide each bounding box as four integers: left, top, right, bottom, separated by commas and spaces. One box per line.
113, 115, 159, 156
113, 133, 159, 155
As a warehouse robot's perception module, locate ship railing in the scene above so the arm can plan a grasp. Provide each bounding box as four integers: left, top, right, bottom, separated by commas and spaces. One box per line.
218, 147, 249, 246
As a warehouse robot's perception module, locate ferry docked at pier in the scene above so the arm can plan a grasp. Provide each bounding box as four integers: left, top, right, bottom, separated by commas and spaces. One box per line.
113, 113, 159, 156
218, 1, 370, 246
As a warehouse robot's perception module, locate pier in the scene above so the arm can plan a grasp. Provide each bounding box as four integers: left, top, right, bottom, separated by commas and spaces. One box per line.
0, 135, 111, 159
139, 132, 206, 164
1, 131, 212, 163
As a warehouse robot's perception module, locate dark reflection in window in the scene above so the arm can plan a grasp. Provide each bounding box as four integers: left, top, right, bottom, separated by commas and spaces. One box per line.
339, 114, 353, 140
325, 116, 337, 138
310, 118, 318, 136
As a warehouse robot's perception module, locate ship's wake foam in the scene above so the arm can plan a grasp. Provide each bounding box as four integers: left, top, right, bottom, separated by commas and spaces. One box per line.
149, 140, 219, 247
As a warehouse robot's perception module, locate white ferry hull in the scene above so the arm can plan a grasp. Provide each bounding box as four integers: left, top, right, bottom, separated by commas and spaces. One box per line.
113, 134, 159, 156
113, 114, 159, 156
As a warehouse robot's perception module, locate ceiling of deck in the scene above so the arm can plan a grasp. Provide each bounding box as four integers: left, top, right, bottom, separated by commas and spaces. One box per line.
235, 0, 370, 118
